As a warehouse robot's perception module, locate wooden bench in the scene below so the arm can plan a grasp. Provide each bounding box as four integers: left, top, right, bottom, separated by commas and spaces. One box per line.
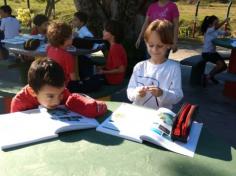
180, 55, 206, 86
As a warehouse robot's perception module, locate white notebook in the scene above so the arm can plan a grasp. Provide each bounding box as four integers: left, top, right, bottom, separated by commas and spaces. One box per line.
0, 106, 99, 150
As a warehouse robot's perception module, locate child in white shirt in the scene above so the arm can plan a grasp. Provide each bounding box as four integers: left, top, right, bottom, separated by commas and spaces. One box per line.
0, 5, 20, 60
201, 15, 229, 85
127, 19, 183, 110
72, 11, 93, 38
0, 5, 20, 39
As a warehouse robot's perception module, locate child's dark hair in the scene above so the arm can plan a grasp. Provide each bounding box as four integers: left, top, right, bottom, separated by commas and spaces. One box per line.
144, 19, 174, 45
104, 20, 124, 43
47, 21, 72, 47
33, 14, 48, 26
201, 15, 219, 34
28, 58, 65, 93
0, 5, 12, 15
74, 11, 88, 24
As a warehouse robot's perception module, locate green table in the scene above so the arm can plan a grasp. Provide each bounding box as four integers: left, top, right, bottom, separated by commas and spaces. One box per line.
213, 38, 236, 99
213, 38, 236, 73
1, 102, 235, 176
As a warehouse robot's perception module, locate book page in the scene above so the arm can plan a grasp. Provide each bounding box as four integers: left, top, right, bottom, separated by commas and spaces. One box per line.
97, 103, 176, 143
0, 110, 58, 150
141, 122, 203, 157
39, 106, 99, 133
0, 106, 99, 150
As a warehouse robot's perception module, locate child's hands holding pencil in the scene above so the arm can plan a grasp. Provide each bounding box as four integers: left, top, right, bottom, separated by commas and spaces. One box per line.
146, 85, 163, 97
137, 85, 163, 98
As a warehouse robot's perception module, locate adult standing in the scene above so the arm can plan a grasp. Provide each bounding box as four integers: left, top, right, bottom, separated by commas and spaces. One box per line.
135, 0, 179, 53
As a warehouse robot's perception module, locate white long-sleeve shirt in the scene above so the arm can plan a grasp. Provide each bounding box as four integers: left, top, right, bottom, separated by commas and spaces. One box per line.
127, 59, 183, 110
202, 27, 226, 53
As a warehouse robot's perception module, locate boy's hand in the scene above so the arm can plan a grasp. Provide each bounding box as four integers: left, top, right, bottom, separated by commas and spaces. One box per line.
96, 101, 107, 116
147, 85, 163, 97
137, 86, 148, 97
96, 66, 104, 75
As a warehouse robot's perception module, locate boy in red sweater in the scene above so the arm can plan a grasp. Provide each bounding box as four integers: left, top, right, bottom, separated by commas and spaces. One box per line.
10, 58, 107, 118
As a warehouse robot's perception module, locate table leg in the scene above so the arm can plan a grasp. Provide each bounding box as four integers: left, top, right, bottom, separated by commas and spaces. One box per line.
228, 48, 236, 74
224, 48, 236, 100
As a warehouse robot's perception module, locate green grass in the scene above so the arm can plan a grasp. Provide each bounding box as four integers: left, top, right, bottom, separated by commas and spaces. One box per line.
178, 3, 236, 36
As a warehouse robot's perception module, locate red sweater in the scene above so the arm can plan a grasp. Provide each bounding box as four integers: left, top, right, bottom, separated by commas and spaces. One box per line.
47, 46, 75, 84
105, 43, 127, 85
11, 85, 107, 118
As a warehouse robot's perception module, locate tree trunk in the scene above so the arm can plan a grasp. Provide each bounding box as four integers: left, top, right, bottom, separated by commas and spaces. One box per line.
73, 0, 154, 39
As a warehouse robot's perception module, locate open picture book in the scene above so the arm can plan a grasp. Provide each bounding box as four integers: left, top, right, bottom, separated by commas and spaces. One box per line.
96, 103, 202, 157
0, 106, 99, 150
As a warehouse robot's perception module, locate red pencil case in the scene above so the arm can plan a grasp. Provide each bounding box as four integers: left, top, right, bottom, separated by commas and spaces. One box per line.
171, 103, 199, 143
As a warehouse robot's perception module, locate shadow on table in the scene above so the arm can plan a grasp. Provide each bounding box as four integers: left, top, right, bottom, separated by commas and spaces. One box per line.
195, 127, 232, 161
165, 159, 230, 176
142, 126, 232, 161
59, 109, 124, 146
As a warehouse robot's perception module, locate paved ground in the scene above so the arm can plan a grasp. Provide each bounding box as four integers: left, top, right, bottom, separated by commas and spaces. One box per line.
0, 40, 236, 150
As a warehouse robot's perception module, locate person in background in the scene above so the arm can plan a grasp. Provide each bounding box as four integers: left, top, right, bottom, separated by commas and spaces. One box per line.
135, 0, 179, 56
0, 5, 20, 39
31, 14, 49, 36
10, 58, 107, 118
72, 11, 94, 38
0, 5, 20, 60
46, 21, 76, 85
127, 19, 183, 110
47, 21, 100, 93
201, 15, 229, 85
97, 20, 127, 85
71, 11, 96, 80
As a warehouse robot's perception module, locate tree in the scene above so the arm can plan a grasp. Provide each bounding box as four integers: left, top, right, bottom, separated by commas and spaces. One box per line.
73, 0, 154, 39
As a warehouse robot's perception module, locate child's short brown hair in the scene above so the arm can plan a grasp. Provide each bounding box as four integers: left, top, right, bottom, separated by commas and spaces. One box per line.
144, 19, 174, 45
104, 20, 124, 43
47, 21, 72, 47
33, 14, 48, 27
28, 58, 65, 93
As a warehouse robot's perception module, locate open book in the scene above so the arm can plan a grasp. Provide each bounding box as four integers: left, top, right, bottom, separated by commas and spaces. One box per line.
0, 106, 99, 150
96, 103, 202, 157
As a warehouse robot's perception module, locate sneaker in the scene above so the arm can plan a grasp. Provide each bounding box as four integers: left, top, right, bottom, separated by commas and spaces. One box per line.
210, 77, 219, 84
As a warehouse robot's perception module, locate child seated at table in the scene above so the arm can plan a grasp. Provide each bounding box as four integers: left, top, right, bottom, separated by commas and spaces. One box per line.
10, 58, 107, 118
127, 19, 183, 110
46, 21, 100, 93
72, 11, 97, 79
96, 20, 127, 85
0, 5, 20, 39
0, 5, 20, 60
201, 15, 229, 85
31, 14, 49, 36
72, 11, 93, 39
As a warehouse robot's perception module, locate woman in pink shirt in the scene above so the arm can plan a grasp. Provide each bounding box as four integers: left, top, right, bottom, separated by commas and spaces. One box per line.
136, 0, 179, 53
